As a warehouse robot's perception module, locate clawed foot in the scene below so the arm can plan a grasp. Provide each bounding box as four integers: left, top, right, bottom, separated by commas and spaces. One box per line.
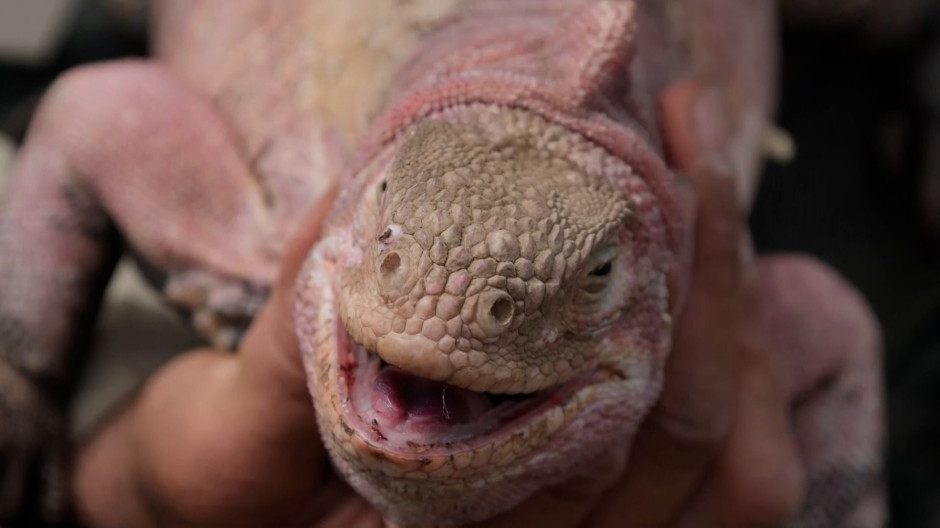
164, 270, 272, 349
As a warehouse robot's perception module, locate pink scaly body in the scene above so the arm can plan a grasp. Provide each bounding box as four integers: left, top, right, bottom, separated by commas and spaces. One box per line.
0, 1, 883, 526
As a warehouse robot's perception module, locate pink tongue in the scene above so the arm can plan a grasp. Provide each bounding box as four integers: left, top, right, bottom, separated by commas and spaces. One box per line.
371, 366, 493, 427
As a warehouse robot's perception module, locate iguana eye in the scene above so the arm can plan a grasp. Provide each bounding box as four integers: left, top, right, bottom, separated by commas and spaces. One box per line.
590, 261, 612, 277
568, 245, 620, 333
580, 247, 617, 296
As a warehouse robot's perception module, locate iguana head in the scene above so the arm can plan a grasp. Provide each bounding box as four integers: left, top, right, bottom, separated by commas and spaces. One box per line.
296, 105, 676, 526
343, 118, 635, 394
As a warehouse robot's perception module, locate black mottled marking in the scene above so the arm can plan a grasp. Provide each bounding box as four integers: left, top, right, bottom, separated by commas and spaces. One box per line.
373, 428, 388, 442
51, 185, 113, 242
0, 353, 71, 526
0, 438, 72, 526
341, 422, 353, 436
794, 465, 882, 528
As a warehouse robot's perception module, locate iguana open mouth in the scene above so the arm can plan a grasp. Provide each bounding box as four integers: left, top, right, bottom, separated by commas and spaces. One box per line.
335, 317, 604, 450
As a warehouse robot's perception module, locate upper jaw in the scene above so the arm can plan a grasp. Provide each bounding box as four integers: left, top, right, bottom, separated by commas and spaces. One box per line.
334, 301, 615, 452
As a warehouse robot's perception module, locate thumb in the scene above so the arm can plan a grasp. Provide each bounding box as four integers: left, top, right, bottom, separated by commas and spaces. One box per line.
238, 183, 339, 403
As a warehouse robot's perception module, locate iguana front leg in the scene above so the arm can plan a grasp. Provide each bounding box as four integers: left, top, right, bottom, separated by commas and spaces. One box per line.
0, 61, 281, 524
757, 256, 885, 528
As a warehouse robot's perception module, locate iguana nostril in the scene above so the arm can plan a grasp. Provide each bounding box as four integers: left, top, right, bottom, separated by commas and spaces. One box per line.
381, 252, 401, 275
477, 291, 515, 336
490, 297, 513, 325
377, 250, 410, 293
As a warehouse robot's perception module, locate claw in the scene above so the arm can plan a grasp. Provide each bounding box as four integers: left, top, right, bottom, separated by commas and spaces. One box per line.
761, 124, 796, 164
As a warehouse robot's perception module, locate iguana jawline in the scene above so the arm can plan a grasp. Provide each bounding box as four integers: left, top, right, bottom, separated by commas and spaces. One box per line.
335, 311, 612, 453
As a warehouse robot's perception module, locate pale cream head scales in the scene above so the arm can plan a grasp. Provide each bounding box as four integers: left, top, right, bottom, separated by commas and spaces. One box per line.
339, 121, 635, 395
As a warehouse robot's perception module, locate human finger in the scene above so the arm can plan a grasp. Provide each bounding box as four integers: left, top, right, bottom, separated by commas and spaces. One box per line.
238, 182, 339, 391
240, 185, 337, 382
675, 267, 805, 527
585, 82, 747, 527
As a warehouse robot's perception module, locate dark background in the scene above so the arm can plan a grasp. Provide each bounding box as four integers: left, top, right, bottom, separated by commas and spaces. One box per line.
0, 1, 937, 526
751, 13, 940, 528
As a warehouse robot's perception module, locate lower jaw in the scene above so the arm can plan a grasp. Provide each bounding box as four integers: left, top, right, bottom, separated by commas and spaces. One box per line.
321, 329, 633, 527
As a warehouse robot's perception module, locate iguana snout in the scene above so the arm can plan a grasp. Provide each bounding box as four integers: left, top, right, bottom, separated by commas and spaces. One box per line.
339, 120, 634, 395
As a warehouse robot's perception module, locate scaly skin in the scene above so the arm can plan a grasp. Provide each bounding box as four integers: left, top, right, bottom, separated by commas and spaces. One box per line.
0, 1, 884, 527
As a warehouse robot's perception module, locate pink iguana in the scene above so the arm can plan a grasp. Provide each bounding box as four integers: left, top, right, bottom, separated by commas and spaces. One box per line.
0, 1, 884, 526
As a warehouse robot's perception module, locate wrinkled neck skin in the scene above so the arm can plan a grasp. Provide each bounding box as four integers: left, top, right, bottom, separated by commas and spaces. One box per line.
296, 2, 697, 526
